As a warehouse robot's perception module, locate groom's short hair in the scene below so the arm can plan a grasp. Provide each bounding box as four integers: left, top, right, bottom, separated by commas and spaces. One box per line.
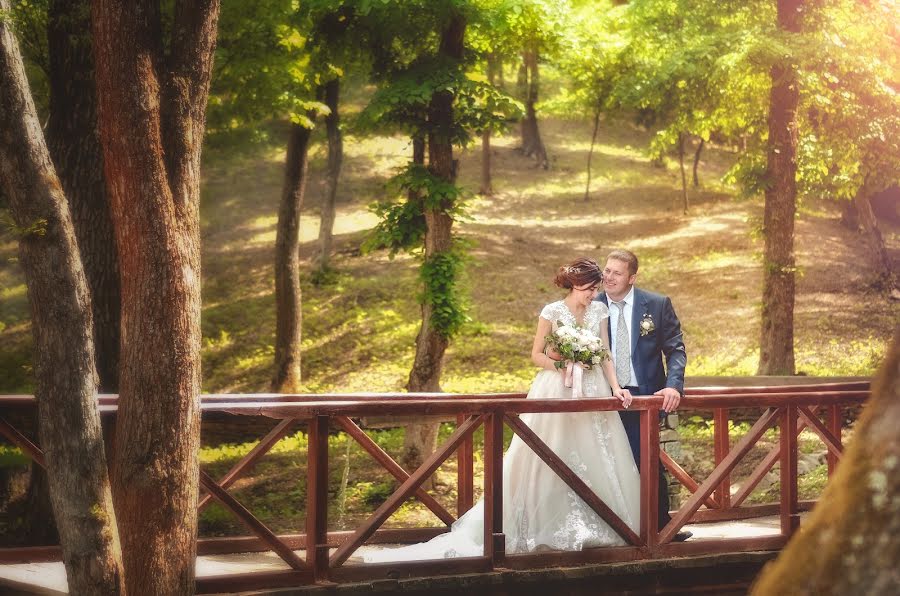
607, 249, 639, 276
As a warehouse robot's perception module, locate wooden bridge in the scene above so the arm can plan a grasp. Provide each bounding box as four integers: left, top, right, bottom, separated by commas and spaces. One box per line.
0, 381, 869, 594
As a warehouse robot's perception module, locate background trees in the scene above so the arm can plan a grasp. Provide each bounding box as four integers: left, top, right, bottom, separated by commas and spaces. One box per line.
0, 1, 124, 591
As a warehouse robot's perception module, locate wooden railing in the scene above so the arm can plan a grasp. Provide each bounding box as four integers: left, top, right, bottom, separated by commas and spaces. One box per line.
0, 382, 869, 593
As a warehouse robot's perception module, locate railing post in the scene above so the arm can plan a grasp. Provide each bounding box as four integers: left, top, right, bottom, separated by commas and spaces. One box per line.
640, 407, 660, 549
780, 405, 799, 537
827, 405, 842, 477
483, 410, 505, 567
714, 408, 731, 509
457, 413, 474, 516
306, 415, 330, 581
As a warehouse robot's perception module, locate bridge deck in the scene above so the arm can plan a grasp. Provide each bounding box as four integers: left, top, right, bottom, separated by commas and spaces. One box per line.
0, 515, 786, 595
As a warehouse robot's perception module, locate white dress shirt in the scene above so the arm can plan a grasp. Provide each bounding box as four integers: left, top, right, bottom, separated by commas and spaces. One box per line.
608, 286, 638, 388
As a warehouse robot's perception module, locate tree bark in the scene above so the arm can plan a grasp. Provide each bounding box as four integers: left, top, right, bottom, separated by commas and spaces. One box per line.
92, 1, 220, 594
46, 0, 120, 394
750, 328, 900, 594
692, 137, 705, 188
519, 49, 548, 169
272, 122, 313, 393
584, 107, 601, 201
0, 4, 125, 591
315, 78, 342, 273
678, 131, 689, 214
403, 13, 466, 473
758, 0, 802, 376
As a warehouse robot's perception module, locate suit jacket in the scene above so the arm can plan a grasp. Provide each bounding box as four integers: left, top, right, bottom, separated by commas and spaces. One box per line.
597, 287, 686, 396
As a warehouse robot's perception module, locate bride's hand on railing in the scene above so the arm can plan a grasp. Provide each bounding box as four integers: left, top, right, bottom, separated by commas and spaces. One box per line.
613, 387, 632, 409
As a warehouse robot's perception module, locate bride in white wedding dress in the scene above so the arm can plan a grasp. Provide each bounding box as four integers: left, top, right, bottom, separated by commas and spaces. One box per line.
365, 258, 641, 562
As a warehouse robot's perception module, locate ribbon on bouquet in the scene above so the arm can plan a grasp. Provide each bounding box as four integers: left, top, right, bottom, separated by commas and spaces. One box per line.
563, 361, 586, 399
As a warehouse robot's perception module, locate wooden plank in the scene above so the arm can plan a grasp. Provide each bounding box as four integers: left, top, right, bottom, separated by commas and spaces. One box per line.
333, 416, 455, 526
780, 405, 799, 537
798, 406, 843, 460
456, 413, 474, 516
505, 413, 641, 546
306, 415, 330, 581
0, 417, 45, 467
689, 500, 816, 523
198, 470, 306, 570
483, 411, 505, 565
827, 405, 842, 476
659, 450, 718, 510
329, 415, 485, 567
208, 391, 869, 419
713, 408, 731, 508
329, 556, 492, 583
640, 409, 660, 549
730, 409, 813, 508
659, 407, 780, 544
198, 417, 297, 511
195, 569, 314, 594
505, 546, 645, 569
195, 527, 450, 556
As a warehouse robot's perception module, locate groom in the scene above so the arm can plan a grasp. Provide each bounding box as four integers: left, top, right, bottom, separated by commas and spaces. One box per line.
596, 248, 690, 541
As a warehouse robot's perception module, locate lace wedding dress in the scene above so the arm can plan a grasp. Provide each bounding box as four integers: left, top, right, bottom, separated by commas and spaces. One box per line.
364, 301, 640, 562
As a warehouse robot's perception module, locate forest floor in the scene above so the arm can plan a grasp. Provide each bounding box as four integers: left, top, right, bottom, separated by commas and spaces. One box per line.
0, 114, 897, 541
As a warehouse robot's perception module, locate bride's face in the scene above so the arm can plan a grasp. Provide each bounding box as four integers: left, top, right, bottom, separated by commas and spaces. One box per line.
571, 281, 601, 307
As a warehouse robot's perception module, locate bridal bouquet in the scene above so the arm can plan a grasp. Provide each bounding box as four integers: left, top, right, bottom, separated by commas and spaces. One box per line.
545, 323, 610, 370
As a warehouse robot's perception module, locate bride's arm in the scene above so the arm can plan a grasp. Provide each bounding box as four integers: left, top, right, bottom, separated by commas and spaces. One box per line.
531, 317, 559, 371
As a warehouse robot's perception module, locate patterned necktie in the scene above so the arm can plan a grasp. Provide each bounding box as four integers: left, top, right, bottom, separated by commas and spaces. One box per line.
613, 301, 631, 387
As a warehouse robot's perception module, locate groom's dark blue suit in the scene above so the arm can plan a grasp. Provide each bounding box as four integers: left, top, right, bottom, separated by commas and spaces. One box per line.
597, 287, 686, 529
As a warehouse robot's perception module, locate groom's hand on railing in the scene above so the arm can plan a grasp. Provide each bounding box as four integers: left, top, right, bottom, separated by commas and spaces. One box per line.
655, 387, 681, 412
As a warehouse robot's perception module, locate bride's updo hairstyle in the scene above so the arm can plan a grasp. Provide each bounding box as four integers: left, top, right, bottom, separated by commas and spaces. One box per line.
553, 257, 603, 290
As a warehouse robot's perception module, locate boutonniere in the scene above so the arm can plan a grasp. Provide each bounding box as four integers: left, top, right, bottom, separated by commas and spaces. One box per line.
639, 313, 655, 337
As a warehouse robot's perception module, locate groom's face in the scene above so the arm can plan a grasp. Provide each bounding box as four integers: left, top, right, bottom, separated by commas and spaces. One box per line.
602, 258, 636, 299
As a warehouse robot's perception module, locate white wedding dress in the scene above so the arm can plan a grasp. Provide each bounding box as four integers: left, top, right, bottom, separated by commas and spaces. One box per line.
364, 301, 640, 562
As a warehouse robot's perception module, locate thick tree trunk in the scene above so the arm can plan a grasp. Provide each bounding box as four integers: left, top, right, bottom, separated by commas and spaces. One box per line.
519, 49, 548, 169
854, 190, 895, 285
46, 0, 120, 394
751, 329, 900, 594
678, 131, 688, 214
93, 1, 220, 594
272, 122, 313, 393
0, 5, 125, 591
758, 0, 802, 376
316, 78, 342, 273
403, 13, 466, 474
692, 137, 704, 188
584, 107, 601, 201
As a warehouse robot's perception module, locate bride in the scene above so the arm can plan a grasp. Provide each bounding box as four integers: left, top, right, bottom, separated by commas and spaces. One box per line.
365, 257, 640, 561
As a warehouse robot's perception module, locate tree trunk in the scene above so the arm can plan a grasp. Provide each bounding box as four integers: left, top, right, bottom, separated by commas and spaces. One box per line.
854, 190, 895, 285
692, 137, 705, 188
315, 78, 342, 273
93, 1, 220, 594
0, 5, 125, 591
403, 13, 466, 474
584, 107, 601, 201
678, 131, 688, 214
480, 55, 497, 197
758, 0, 802, 376
750, 328, 900, 594
46, 0, 120, 394
520, 49, 548, 169
272, 122, 313, 393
